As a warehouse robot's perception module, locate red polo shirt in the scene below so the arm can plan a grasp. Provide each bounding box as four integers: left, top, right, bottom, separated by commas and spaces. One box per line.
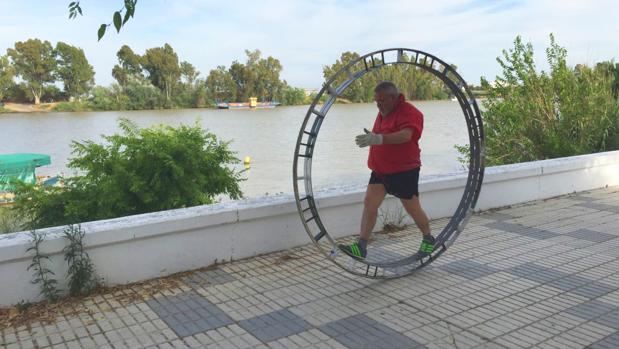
368, 94, 423, 175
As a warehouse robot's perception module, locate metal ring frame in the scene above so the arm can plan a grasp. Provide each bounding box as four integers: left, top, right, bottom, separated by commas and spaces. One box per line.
293, 48, 484, 278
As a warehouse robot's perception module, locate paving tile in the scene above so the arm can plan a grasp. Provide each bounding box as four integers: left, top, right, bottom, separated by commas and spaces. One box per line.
576, 201, 619, 213
484, 221, 559, 240
182, 268, 237, 289
319, 314, 426, 349
146, 291, 234, 337
507, 263, 616, 299
238, 308, 312, 343
365, 246, 408, 264
479, 212, 517, 221
437, 259, 500, 280
565, 228, 617, 243
565, 300, 619, 325
589, 331, 619, 349
568, 194, 599, 202
596, 309, 619, 330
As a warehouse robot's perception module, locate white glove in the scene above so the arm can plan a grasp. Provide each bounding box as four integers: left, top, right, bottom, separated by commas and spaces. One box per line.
355, 128, 383, 148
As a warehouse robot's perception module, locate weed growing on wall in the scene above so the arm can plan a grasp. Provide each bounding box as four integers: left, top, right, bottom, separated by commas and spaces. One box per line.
26, 225, 99, 303
378, 205, 407, 233
62, 225, 99, 296
26, 230, 60, 301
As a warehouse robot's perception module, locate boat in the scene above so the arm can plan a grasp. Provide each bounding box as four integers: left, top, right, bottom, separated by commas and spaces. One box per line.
0, 153, 54, 204
217, 97, 281, 109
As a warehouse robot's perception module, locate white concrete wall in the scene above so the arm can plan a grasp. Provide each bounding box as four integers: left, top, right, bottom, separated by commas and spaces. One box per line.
1, 150, 619, 307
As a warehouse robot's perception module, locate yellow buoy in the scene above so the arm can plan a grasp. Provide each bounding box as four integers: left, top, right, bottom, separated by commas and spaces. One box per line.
244, 156, 251, 168
249, 97, 258, 108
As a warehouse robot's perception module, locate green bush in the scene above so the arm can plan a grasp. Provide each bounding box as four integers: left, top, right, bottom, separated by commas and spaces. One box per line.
1, 206, 24, 234
12, 119, 244, 229
461, 35, 619, 166
41, 85, 67, 103
89, 85, 125, 111
4, 83, 30, 103
53, 101, 91, 112
123, 80, 164, 110
279, 86, 307, 105
88, 82, 165, 111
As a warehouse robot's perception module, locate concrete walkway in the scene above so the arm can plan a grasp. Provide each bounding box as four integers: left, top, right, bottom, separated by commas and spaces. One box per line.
2, 186, 619, 349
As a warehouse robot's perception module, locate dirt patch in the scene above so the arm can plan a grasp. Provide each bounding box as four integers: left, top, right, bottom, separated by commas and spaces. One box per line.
3, 102, 57, 113
378, 223, 406, 234
273, 253, 300, 265
0, 265, 222, 328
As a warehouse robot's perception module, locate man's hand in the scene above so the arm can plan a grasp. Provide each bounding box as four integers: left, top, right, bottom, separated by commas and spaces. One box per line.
355, 128, 383, 148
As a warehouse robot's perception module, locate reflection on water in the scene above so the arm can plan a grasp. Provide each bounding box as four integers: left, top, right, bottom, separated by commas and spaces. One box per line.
0, 101, 469, 199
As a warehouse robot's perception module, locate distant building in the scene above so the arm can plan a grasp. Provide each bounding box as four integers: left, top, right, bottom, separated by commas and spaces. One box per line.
302, 88, 319, 96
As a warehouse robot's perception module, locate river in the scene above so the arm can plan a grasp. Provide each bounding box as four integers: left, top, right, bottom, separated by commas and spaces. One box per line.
0, 101, 469, 199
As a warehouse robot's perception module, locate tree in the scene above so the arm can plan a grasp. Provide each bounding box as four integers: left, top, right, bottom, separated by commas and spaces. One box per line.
55, 42, 95, 100
322, 51, 451, 103
224, 50, 285, 102
112, 45, 143, 87
111, 65, 128, 87
240, 49, 283, 101
117, 45, 143, 75
205, 65, 238, 102
142, 43, 180, 103
12, 119, 244, 229
323, 51, 367, 102
180, 61, 199, 85
228, 61, 247, 101
595, 61, 619, 99
464, 34, 619, 166
206, 66, 237, 102
7, 39, 57, 104
175, 61, 200, 107
0, 55, 14, 102
253, 54, 283, 101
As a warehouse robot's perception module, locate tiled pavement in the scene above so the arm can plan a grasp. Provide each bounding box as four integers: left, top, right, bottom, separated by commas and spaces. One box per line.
2, 186, 619, 348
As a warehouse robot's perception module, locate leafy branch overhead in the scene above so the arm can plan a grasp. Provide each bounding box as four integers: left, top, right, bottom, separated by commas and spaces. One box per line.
67, 1, 137, 41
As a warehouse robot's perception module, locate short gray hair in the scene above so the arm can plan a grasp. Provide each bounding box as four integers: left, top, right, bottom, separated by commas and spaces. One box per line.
374, 81, 399, 97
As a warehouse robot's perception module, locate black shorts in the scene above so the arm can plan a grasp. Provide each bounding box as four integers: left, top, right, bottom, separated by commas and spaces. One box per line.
369, 168, 420, 199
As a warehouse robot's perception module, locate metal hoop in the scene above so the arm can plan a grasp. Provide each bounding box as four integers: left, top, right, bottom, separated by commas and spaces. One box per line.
293, 48, 485, 278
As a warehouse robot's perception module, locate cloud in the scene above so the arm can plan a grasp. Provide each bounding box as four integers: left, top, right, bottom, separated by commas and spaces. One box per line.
1, 0, 618, 88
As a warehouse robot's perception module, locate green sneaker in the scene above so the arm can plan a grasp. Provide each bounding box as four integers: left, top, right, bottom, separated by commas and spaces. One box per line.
338, 242, 367, 260
417, 235, 435, 258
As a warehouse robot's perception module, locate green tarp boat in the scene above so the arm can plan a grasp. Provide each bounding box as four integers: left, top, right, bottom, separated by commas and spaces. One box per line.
0, 153, 51, 192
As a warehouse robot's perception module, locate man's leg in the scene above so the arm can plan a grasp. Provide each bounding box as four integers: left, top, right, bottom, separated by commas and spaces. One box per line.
400, 195, 431, 236
339, 183, 385, 259
400, 195, 435, 257
360, 183, 387, 241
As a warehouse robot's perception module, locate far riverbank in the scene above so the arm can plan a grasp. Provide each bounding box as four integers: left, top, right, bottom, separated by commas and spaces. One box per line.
0, 102, 58, 113
1, 95, 477, 114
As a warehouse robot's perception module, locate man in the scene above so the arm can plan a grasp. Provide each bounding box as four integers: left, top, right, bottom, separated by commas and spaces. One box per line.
339, 81, 435, 260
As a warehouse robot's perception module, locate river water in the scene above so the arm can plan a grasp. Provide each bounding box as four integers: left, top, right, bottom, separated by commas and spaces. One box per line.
0, 101, 469, 199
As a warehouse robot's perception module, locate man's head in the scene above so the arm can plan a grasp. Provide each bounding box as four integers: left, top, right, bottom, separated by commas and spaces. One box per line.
374, 81, 399, 116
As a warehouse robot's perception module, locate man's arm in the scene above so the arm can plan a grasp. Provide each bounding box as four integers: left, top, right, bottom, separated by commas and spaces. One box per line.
381, 128, 412, 144
356, 127, 413, 147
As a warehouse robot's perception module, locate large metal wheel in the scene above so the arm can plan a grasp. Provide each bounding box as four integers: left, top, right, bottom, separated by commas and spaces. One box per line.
293, 48, 484, 278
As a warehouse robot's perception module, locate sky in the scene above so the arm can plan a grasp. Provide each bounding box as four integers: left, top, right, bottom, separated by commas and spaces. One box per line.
1, 0, 618, 88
